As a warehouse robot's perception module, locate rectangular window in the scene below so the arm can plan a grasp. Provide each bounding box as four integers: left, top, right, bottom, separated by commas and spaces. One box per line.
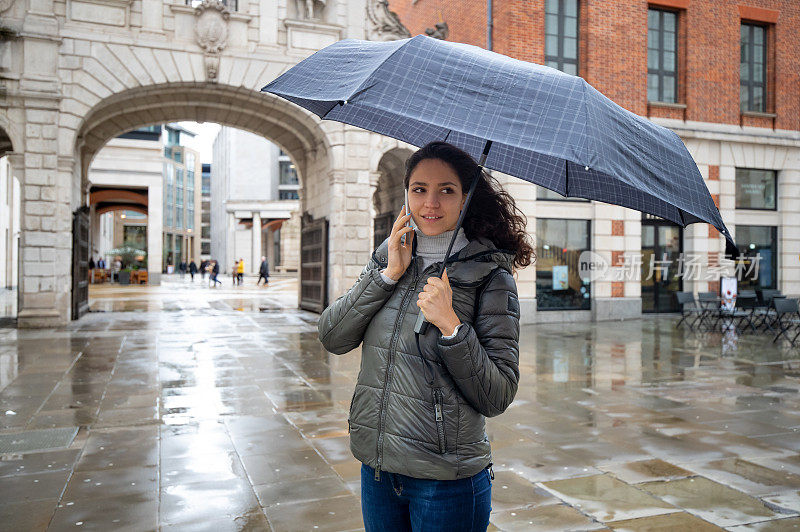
165, 164, 174, 187
740, 23, 767, 112
173, 149, 183, 163
201, 241, 210, 255
176, 206, 183, 229
735, 168, 776, 210
202, 175, 211, 195
735, 225, 777, 290
186, 152, 195, 171
279, 161, 299, 185
279, 190, 300, 200
176, 187, 183, 207
647, 8, 678, 103
544, 0, 579, 76
536, 218, 591, 310
537, 185, 590, 201
201, 226, 210, 239
186, 171, 195, 191
187, 208, 194, 230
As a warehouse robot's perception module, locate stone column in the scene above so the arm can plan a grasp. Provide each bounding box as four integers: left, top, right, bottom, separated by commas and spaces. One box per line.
779, 168, 800, 296
498, 172, 537, 324
226, 211, 235, 274
252, 211, 262, 275
147, 180, 163, 285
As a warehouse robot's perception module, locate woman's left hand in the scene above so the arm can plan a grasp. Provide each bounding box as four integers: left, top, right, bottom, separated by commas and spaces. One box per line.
417, 269, 461, 336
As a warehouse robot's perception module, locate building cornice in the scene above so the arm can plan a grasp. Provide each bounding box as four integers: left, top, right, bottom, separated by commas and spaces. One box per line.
650, 118, 800, 148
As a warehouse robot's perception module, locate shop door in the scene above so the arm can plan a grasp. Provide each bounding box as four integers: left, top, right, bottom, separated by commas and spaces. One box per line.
641, 215, 683, 313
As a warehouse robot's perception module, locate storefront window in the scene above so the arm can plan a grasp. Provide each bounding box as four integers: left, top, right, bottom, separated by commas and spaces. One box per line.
736, 168, 776, 210
735, 225, 777, 290
536, 218, 591, 310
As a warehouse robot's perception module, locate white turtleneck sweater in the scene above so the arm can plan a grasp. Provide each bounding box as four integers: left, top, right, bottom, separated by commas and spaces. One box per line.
379, 226, 469, 338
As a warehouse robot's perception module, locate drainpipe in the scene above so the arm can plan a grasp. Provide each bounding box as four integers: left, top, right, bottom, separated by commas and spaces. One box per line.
487, 0, 493, 50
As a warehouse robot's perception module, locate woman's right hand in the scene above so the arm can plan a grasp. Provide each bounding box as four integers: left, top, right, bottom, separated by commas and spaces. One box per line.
383, 205, 414, 281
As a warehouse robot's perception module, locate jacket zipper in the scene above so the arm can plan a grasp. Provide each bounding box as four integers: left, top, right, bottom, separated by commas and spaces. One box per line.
374, 259, 419, 481
434, 388, 446, 454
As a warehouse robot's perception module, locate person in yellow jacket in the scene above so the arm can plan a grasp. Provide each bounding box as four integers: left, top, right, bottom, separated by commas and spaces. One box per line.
236, 258, 245, 285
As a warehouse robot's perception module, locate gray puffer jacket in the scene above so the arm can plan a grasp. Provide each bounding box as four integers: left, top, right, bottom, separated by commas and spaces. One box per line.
318, 236, 520, 481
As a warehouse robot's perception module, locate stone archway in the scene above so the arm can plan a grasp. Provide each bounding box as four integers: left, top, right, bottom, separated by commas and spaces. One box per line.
15, 76, 380, 326
371, 144, 414, 248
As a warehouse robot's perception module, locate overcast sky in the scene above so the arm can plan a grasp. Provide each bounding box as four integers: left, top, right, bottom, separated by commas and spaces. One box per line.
175, 121, 221, 164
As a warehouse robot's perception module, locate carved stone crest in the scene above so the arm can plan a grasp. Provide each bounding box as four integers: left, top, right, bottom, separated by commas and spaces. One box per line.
0, 0, 14, 13
194, 0, 229, 81
366, 0, 410, 41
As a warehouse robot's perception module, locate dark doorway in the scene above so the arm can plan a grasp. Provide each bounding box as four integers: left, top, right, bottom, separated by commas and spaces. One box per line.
72, 207, 90, 320
300, 213, 328, 313
641, 214, 683, 313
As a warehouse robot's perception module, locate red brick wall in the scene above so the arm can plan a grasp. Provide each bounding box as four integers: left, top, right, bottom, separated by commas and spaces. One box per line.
389, 0, 800, 131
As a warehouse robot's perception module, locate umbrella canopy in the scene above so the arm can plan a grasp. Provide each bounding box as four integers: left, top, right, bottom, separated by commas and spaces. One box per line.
262, 34, 737, 256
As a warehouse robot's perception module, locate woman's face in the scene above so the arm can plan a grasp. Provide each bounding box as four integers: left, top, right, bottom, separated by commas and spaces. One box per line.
407, 158, 466, 236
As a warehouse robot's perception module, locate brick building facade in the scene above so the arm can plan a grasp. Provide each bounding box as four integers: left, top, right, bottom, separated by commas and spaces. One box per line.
386, 0, 799, 320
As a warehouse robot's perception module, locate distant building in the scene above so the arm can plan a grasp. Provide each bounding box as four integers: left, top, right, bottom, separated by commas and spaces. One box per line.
200, 163, 212, 260
211, 127, 300, 275
162, 124, 202, 270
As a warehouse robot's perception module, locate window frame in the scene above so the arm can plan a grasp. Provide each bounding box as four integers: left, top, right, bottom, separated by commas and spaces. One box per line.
544, 0, 580, 76
647, 7, 679, 104
535, 218, 592, 311
735, 167, 777, 211
740, 22, 768, 113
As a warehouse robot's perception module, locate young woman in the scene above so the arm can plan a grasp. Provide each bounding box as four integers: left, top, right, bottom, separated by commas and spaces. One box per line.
318, 141, 534, 531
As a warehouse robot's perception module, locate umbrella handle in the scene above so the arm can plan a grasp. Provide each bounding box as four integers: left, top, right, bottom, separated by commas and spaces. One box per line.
414, 140, 492, 336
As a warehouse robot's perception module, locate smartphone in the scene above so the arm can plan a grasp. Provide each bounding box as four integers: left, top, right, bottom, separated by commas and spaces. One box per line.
401, 189, 411, 245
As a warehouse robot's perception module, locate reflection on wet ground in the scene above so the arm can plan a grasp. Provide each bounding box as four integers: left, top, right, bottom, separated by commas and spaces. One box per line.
1, 275, 800, 530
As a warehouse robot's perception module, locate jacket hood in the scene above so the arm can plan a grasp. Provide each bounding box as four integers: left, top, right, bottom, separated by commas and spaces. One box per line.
372, 235, 515, 287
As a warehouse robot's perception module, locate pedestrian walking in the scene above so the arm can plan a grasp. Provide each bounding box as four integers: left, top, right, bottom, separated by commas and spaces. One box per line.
232, 260, 239, 285
257, 256, 269, 286
210, 260, 221, 287
199, 260, 207, 281
237, 258, 245, 285
179, 261, 187, 279
318, 142, 532, 531
188, 260, 197, 282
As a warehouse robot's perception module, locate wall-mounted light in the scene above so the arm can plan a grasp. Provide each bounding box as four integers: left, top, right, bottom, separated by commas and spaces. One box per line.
121, 214, 126, 219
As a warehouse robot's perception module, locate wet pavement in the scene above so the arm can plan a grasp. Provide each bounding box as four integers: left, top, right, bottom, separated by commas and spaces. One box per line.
1, 274, 800, 530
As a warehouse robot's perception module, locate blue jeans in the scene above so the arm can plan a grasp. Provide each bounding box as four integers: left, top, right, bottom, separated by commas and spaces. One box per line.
361, 463, 492, 532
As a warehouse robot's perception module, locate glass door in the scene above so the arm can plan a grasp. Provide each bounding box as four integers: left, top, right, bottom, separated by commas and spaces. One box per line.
641, 217, 683, 313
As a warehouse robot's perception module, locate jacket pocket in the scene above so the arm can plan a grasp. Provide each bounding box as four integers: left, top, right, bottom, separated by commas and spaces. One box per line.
434, 388, 446, 454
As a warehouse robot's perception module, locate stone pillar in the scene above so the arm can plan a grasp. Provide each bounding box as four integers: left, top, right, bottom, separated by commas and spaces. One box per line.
226, 211, 235, 274
498, 172, 537, 324
779, 168, 800, 296
252, 211, 262, 275
16, 112, 73, 327
147, 181, 163, 285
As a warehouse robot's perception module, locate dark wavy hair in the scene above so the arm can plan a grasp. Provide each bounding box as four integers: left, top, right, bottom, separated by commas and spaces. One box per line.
404, 141, 534, 270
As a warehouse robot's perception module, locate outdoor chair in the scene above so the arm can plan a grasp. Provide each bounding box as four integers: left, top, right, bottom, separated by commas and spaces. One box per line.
725, 290, 759, 333
697, 291, 721, 331
676, 292, 703, 331
755, 289, 783, 331
772, 298, 800, 346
